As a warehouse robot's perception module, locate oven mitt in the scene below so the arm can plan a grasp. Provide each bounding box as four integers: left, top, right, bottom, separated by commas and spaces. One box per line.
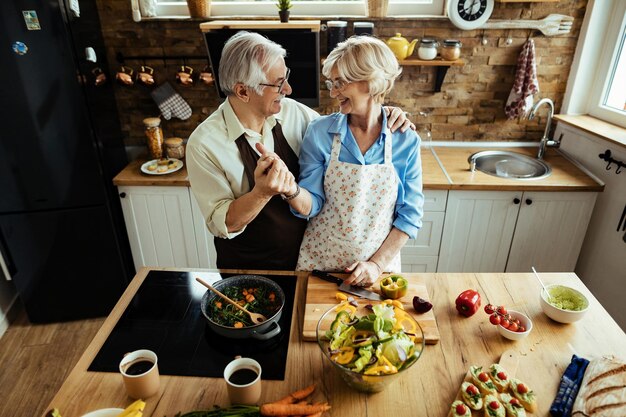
150, 82, 192, 120
550, 354, 590, 417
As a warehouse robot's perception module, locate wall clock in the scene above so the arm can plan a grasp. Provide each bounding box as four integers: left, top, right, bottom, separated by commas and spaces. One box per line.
447, 0, 495, 30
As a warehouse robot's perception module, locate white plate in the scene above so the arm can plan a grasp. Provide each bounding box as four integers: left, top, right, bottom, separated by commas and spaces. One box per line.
141, 159, 183, 175
81, 408, 124, 417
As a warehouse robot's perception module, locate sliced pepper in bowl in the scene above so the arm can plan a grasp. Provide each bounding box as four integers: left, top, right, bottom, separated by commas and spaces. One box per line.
380, 275, 409, 299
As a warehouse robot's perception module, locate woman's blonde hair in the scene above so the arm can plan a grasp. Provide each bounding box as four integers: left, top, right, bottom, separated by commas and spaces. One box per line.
322, 36, 402, 103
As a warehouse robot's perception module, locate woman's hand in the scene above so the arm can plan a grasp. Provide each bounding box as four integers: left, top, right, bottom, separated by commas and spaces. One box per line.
343, 260, 383, 287
384, 106, 416, 133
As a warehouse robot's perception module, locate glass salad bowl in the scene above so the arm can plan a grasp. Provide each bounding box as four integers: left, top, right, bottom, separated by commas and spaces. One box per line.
316, 301, 425, 393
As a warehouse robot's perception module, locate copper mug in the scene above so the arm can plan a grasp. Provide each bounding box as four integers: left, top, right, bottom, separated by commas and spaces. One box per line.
199, 66, 214, 85
92, 67, 107, 86
137, 65, 155, 86
176, 65, 194, 87
116, 65, 135, 86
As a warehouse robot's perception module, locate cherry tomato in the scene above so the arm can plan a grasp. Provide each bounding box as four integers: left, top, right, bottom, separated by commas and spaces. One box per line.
500, 318, 510, 329
508, 322, 519, 332
497, 305, 507, 315
478, 372, 490, 382
497, 371, 508, 380
518, 383, 529, 394
466, 384, 479, 395
510, 398, 521, 406
489, 313, 501, 325
489, 401, 500, 410
456, 403, 467, 415
484, 304, 495, 314
518, 325, 526, 333
514, 318, 521, 326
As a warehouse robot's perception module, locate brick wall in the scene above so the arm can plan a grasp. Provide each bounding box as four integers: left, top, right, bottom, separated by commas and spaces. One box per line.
96, 0, 586, 146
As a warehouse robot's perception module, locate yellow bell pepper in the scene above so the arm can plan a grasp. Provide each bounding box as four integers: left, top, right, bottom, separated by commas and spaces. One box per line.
331, 346, 355, 364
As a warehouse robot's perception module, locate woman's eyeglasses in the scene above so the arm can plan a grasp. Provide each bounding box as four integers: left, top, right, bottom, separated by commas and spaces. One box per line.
259, 68, 290, 92
325, 79, 349, 91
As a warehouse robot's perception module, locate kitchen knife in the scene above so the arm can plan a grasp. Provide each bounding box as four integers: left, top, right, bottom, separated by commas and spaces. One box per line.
311, 270, 384, 301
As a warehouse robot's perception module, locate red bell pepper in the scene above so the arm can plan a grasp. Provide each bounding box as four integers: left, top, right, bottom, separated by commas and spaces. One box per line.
455, 289, 481, 317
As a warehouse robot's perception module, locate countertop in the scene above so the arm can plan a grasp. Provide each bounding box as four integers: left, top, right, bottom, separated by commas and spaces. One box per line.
44, 268, 626, 417
113, 147, 603, 191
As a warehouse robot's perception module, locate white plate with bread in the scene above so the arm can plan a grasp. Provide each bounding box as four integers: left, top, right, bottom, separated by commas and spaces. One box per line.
141, 158, 183, 175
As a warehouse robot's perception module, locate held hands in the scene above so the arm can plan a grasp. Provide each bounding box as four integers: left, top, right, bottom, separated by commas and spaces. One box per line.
253, 143, 296, 198
343, 260, 383, 287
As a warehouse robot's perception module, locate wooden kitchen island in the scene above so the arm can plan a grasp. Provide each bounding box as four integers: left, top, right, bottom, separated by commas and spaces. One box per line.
44, 268, 626, 417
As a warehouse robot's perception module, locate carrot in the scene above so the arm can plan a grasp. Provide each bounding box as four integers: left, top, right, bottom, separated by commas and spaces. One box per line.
304, 413, 323, 417
260, 403, 330, 416
269, 383, 317, 405
234, 322, 244, 328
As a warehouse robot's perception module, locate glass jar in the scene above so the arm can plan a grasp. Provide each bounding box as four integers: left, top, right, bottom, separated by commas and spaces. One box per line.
143, 117, 163, 160
441, 39, 462, 61
417, 38, 439, 60
327, 21, 347, 53
165, 137, 185, 159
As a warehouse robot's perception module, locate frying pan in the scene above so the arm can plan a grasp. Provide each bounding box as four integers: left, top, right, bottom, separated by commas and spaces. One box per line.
200, 275, 285, 340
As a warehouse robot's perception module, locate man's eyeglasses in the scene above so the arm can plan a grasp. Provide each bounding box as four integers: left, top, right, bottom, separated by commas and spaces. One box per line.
259, 68, 290, 92
325, 79, 349, 91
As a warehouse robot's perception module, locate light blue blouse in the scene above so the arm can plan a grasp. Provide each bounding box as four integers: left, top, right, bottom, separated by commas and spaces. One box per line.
292, 110, 424, 239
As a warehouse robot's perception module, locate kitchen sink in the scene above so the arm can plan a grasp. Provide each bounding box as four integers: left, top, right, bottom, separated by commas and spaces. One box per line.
468, 150, 552, 180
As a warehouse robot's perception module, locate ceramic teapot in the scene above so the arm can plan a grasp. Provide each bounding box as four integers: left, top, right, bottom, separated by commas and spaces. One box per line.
386, 33, 418, 60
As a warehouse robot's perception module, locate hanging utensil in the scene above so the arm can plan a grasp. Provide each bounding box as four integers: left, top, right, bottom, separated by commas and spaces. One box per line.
531, 267, 552, 302
196, 277, 267, 324
482, 14, 574, 37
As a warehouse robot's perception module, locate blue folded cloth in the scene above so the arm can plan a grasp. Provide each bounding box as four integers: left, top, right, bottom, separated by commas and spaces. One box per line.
550, 354, 590, 417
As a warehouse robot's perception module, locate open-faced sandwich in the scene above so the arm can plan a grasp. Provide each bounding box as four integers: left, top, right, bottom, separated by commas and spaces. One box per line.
484, 394, 505, 417
449, 400, 471, 417
500, 393, 527, 417
460, 381, 483, 410
470, 365, 498, 395
489, 363, 510, 392
509, 378, 537, 413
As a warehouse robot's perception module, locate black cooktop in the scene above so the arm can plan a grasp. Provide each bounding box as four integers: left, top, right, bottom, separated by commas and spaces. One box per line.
88, 270, 296, 380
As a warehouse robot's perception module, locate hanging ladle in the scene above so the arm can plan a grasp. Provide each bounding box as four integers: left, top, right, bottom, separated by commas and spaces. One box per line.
195, 277, 267, 324
531, 266, 552, 303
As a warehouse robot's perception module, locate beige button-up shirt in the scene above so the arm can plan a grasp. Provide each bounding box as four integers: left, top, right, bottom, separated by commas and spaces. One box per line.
186, 97, 318, 239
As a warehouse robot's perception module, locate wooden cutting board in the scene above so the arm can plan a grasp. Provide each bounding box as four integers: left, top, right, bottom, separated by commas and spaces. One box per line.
302, 273, 440, 344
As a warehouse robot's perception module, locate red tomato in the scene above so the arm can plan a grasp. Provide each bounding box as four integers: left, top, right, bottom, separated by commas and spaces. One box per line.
497, 371, 508, 380
466, 384, 479, 395
456, 403, 467, 415
484, 304, 495, 314
518, 383, 529, 394
508, 322, 519, 332
479, 372, 490, 382
510, 398, 521, 406
518, 325, 526, 332
497, 305, 507, 315
489, 313, 501, 325
489, 401, 500, 409
500, 318, 510, 329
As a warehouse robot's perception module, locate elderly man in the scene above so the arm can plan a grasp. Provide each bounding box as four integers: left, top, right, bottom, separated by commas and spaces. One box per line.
187, 31, 412, 270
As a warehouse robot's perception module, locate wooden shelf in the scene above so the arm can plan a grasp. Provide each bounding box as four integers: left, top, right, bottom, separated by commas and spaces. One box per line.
496, 0, 559, 2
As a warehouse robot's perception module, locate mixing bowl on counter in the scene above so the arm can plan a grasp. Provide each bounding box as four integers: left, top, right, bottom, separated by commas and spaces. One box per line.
540, 284, 589, 323
316, 301, 425, 393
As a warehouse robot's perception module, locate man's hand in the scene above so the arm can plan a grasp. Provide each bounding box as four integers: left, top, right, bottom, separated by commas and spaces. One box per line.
253, 142, 295, 198
384, 106, 416, 133
343, 260, 382, 287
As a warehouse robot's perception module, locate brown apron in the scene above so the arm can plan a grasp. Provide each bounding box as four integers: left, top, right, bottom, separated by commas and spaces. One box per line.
214, 122, 307, 270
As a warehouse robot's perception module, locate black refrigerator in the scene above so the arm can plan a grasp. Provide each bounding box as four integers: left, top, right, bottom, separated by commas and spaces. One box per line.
0, 0, 134, 323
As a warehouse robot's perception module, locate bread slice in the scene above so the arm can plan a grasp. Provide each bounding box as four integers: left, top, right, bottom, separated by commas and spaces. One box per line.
460, 381, 483, 410
500, 393, 527, 417
489, 363, 510, 392
470, 365, 498, 395
572, 356, 626, 417
509, 378, 537, 413
448, 400, 471, 417
483, 394, 505, 417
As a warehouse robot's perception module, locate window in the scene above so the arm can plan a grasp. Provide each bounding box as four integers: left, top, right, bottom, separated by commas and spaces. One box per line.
154, 0, 443, 18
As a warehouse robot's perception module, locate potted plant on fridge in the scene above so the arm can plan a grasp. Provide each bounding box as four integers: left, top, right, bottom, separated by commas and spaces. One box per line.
276, 0, 292, 23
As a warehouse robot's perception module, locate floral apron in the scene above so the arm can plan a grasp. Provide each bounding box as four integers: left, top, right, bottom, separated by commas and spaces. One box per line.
297, 129, 401, 272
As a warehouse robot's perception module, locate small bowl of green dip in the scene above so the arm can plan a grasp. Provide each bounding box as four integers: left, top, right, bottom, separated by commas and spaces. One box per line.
540, 284, 589, 323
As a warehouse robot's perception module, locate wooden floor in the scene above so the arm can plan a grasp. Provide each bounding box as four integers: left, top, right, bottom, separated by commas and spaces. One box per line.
0, 302, 104, 417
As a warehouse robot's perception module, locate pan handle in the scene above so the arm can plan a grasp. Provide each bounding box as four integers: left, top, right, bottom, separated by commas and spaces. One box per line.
251, 321, 281, 340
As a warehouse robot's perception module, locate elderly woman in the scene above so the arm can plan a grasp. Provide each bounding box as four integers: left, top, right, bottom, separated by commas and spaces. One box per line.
286, 36, 424, 286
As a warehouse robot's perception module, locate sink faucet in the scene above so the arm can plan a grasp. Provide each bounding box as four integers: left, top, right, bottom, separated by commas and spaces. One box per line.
528, 98, 560, 160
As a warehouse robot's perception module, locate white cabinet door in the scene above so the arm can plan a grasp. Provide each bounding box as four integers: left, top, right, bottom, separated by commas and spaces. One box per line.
118, 186, 199, 270
506, 191, 597, 272
191, 195, 218, 269
437, 190, 520, 272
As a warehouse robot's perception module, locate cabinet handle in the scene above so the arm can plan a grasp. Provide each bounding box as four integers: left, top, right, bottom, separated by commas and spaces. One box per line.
526, 198, 533, 205
119, 192, 126, 198
513, 198, 521, 204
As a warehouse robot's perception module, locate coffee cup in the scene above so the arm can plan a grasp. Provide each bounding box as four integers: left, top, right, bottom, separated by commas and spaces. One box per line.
223, 357, 262, 405
119, 349, 160, 399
